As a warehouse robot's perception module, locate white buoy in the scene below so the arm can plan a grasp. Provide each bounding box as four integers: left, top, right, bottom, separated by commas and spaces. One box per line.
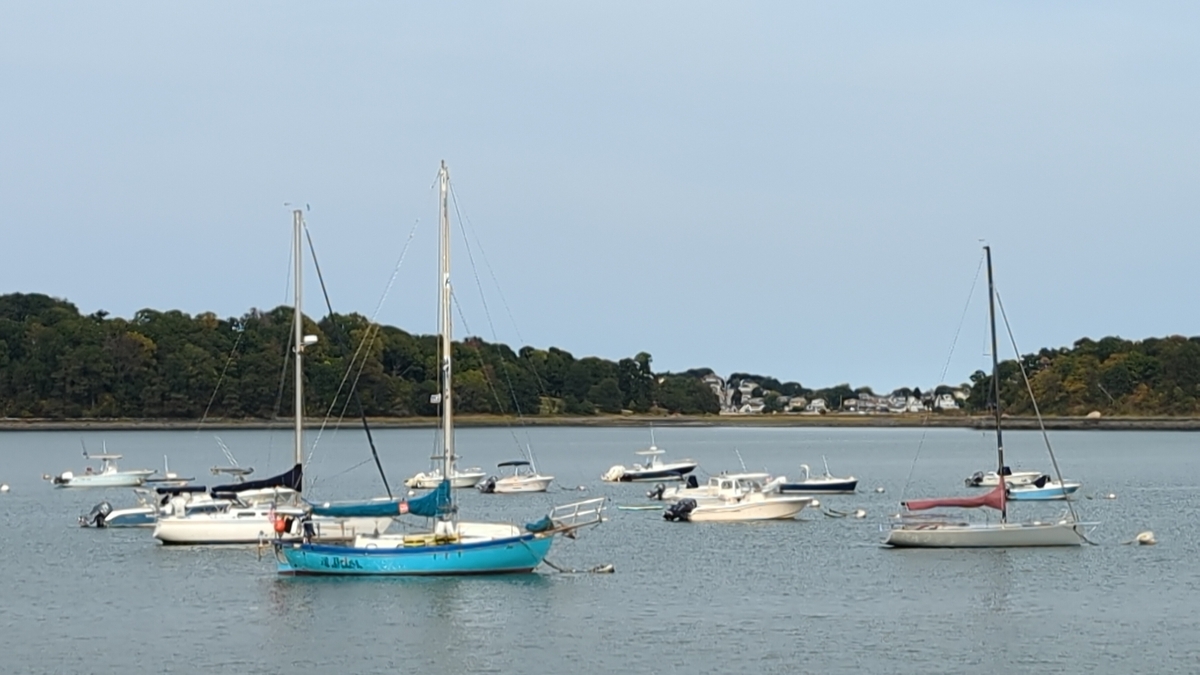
853, 509, 866, 519
1105, 493, 1117, 500
811, 499, 821, 509
0, 484, 9, 493
1136, 531, 1156, 545
874, 487, 885, 493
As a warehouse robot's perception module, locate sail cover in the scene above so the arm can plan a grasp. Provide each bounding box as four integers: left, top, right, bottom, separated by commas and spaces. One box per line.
903, 485, 1006, 512
306, 479, 452, 518
210, 463, 303, 495
405, 480, 453, 517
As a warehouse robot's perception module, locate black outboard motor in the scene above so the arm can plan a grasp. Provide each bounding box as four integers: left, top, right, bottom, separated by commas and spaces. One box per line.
478, 476, 497, 494
684, 475, 699, 489
965, 471, 985, 487
1031, 474, 1051, 488
79, 501, 113, 528
646, 483, 666, 500
663, 498, 698, 522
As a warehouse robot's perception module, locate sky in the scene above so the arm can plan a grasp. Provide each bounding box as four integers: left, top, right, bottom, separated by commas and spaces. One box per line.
2, 2, 1198, 392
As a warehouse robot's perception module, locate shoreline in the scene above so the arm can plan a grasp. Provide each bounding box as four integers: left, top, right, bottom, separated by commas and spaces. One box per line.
3, 414, 1200, 431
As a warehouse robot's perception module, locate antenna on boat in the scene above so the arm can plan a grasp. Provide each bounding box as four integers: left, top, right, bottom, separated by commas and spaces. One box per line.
735, 449, 747, 472
822, 455, 831, 477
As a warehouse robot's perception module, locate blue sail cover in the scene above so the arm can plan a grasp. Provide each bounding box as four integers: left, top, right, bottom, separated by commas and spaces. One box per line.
307, 480, 452, 518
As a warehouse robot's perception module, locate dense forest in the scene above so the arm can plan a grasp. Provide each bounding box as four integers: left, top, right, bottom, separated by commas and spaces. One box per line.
0, 293, 719, 419
3, 293, 1199, 420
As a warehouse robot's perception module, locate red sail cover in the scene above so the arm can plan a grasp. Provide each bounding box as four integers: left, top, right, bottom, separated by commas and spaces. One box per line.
903, 485, 1006, 512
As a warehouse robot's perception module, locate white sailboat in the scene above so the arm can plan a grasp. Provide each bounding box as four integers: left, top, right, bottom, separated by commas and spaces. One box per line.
153, 210, 391, 545
884, 246, 1090, 548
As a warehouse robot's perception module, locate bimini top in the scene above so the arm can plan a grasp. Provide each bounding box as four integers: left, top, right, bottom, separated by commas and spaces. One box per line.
634, 447, 666, 456
497, 460, 531, 468
84, 453, 123, 461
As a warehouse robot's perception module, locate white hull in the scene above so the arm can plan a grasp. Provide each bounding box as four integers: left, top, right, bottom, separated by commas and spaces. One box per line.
154, 513, 391, 545
884, 521, 1086, 548
406, 470, 486, 490
493, 475, 554, 493
686, 497, 811, 522
54, 471, 155, 488
967, 470, 1042, 488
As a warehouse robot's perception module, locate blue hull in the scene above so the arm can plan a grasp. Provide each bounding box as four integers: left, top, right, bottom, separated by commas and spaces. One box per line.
276, 534, 554, 576
1008, 485, 1081, 501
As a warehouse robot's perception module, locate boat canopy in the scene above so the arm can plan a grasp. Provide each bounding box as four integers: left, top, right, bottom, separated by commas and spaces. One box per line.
85, 454, 123, 460
498, 460, 531, 468
211, 463, 302, 496
902, 485, 1006, 512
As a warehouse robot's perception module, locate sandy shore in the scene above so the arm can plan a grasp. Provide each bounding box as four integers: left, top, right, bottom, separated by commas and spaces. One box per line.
3, 414, 1200, 431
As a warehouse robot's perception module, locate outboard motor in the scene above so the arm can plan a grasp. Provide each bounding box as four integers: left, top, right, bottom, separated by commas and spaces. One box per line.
79, 501, 112, 528
965, 471, 985, 487
1031, 474, 1051, 488
684, 475, 699, 489
477, 476, 497, 494
646, 483, 666, 500
663, 498, 698, 522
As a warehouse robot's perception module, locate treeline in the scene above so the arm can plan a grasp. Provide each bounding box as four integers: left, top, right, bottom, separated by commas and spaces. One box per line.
0, 293, 719, 419
966, 335, 1200, 416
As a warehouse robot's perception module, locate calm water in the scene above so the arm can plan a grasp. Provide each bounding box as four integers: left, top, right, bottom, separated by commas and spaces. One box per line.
1, 425, 1197, 674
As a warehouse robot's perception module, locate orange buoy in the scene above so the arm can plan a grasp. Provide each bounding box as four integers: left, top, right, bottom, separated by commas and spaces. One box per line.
273, 517, 287, 533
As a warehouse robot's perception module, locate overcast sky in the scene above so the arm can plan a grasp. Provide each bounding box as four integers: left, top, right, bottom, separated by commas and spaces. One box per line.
2, 2, 1197, 392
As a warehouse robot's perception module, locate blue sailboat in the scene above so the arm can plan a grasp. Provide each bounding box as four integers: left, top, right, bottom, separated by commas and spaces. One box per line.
274, 161, 604, 575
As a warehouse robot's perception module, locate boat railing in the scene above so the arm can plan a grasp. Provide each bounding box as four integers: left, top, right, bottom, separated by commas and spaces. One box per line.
548, 497, 607, 532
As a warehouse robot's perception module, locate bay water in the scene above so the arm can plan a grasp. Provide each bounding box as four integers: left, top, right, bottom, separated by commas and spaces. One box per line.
0, 426, 1196, 674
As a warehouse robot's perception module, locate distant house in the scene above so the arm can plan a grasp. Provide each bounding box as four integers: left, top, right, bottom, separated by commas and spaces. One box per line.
786, 396, 808, 412
934, 393, 959, 410
804, 398, 828, 414
739, 397, 766, 414
842, 398, 859, 411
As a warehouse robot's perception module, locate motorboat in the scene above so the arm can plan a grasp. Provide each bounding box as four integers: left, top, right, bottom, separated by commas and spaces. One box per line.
142, 456, 195, 488
779, 457, 858, 494
49, 453, 155, 488
651, 472, 775, 503
662, 473, 811, 522
1007, 477, 1082, 501
405, 465, 487, 490
964, 466, 1042, 488
602, 447, 698, 482
478, 460, 554, 494
80, 486, 229, 528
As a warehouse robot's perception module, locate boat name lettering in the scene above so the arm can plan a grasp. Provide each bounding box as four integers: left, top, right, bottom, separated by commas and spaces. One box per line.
320, 556, 363, 570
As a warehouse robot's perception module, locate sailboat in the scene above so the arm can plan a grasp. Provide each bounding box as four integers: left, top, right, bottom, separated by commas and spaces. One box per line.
273, 161, 604, 575
153, 210, 392, 545
884, 246, 1090, 548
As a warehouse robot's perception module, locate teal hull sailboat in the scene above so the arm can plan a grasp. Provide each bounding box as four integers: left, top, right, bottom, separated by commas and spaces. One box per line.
275, 161, 603, 575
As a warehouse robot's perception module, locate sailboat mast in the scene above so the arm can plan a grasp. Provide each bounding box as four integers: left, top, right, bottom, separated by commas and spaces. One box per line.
984, 245, 1006, 521
438, 161, 454, 486
293, 209, 305, 471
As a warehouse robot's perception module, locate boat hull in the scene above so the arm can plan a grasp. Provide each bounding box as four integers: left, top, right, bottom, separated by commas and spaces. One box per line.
407, 472, 486, 489
153, 515, 391, 545
104, 507, 157, 527
493, 476, 554, 493
684, 498, 810, 522
965, 471, 1042, 488
54, 472, 154, 488
779, 480, 858, 494
884, 521, 1086, 547
1007, 482, 1082, 501
276, 533, 553, 575
612, 464, 698, 482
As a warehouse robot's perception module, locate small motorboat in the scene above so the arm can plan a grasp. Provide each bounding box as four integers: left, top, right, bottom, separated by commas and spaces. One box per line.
81, 486, 233, 528
405, 464, 487, 489
662, 474, 811, 522
478, 460, 554, 494
779, 457, 857, 494
1007, 476, 1082, 501
602, 446, 698, 482
49, 452, 155, 488
651, 473, 776, 503
142, 456, 195, 488
964, 466, 1043, 488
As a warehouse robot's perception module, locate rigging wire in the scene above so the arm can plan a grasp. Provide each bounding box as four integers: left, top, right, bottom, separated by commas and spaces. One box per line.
899, 250, 986, 503
994, 288, 1084, 529
196, 319, 246, 432
301, 222, 394, 499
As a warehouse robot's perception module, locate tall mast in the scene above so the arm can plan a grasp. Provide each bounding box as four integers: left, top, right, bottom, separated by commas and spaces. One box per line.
438, 161, 454, 490
293, 209, 305, 472
984, 245, 1006, 522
